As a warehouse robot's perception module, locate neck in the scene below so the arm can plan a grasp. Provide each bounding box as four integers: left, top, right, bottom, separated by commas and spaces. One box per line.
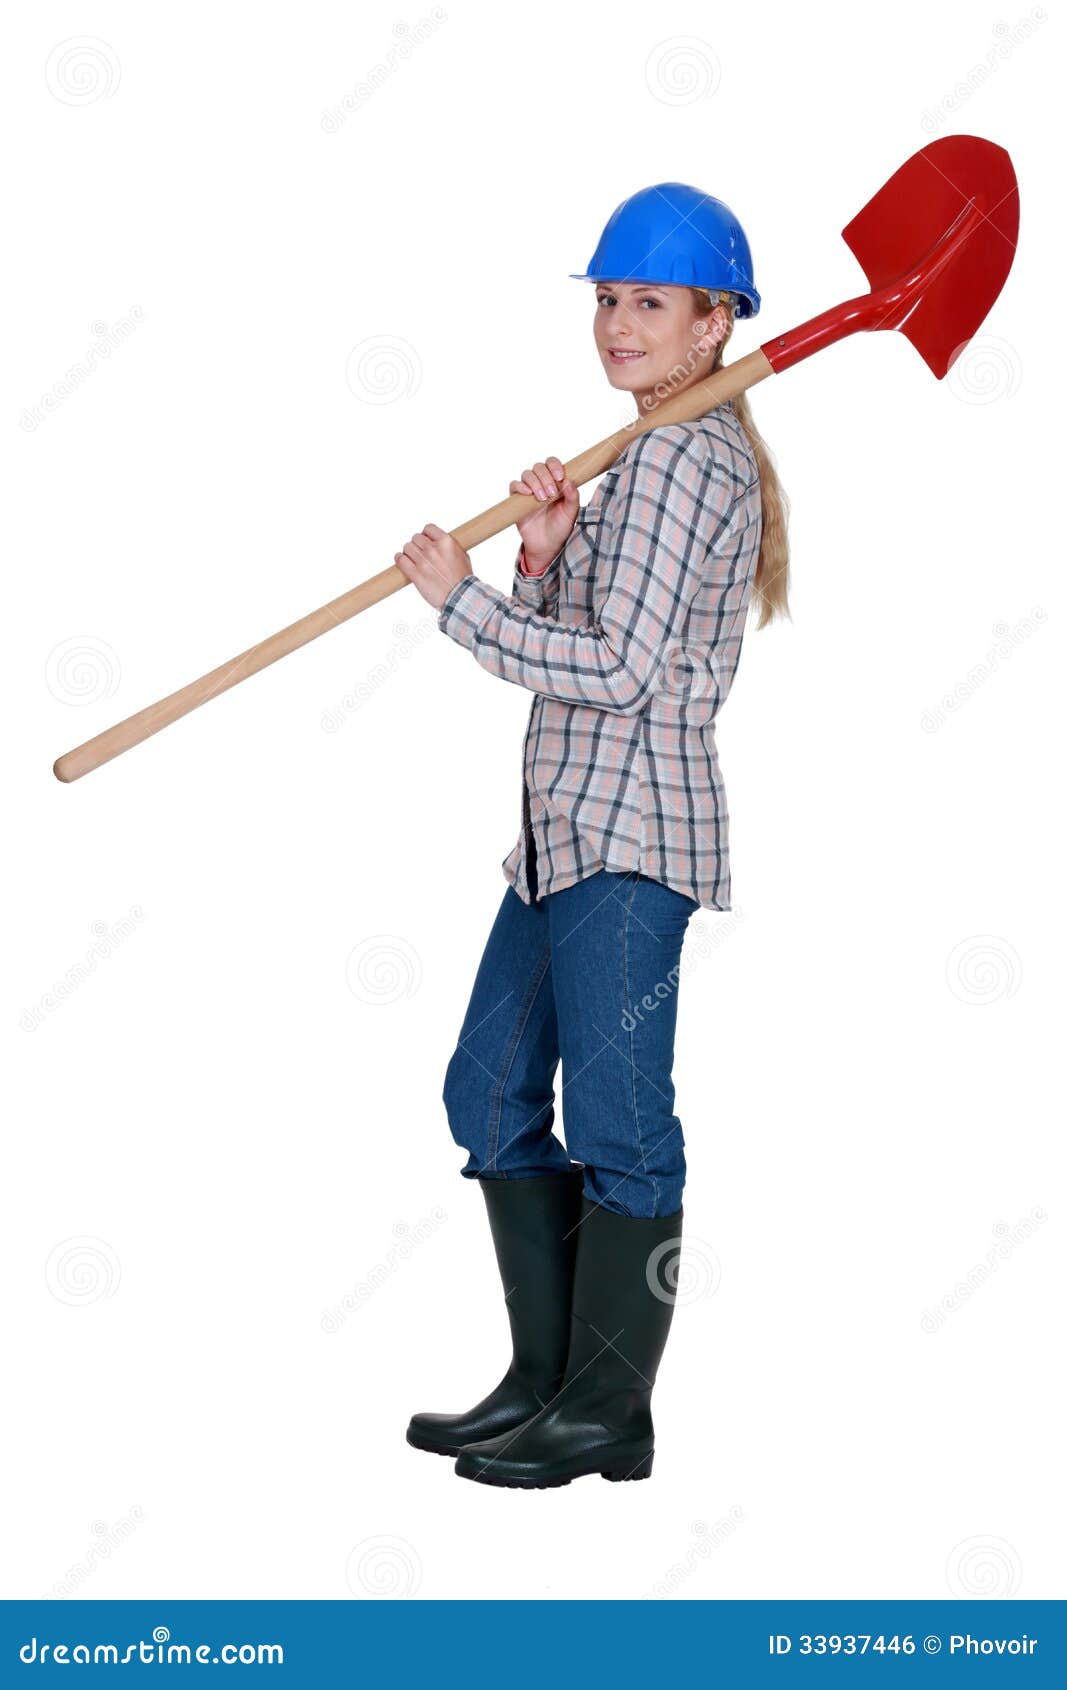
633, 354, 724, 419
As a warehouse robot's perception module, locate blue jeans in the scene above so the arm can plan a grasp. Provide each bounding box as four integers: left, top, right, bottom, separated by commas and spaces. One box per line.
442, 869, 699, 1219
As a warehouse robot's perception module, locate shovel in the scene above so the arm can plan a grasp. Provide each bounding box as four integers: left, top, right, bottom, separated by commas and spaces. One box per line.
53, 133, 1019, 784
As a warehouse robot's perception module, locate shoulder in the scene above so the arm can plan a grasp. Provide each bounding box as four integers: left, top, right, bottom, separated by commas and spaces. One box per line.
616, 421, 705, 474
615, 408, 755, 501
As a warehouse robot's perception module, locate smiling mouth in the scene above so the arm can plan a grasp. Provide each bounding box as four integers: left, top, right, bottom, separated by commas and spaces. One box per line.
607, 349, 646, 361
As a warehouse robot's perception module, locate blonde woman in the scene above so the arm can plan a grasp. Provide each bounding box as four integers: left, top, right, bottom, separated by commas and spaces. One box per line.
394, 184, 789, 1489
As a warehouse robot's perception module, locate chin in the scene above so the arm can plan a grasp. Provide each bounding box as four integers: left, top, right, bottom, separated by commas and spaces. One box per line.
602, 359, 647, 390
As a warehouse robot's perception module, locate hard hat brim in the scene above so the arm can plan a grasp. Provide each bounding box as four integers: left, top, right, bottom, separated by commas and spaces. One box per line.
568, 272, 760, 318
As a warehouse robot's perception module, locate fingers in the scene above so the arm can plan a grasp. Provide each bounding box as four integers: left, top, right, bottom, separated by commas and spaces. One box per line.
522, 466, 554, 501
394, 531, 430, 573
512, 458, 570, 501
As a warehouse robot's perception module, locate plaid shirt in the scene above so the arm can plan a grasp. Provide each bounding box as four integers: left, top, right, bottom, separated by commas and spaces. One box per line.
437, 403, 762, 911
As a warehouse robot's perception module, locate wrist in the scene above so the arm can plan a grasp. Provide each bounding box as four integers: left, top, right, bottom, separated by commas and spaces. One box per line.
520, 543, 555, 577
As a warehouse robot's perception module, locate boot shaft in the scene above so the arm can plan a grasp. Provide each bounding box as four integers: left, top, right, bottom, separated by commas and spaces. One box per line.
563, 1197, 683, 1400
480, 1169, 585, 1382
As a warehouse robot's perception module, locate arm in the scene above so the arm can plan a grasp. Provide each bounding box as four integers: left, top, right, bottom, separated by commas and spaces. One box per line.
438, 427, 748, 716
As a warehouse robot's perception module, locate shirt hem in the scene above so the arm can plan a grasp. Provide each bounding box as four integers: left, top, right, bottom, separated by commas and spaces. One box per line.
502, 853, 729, 914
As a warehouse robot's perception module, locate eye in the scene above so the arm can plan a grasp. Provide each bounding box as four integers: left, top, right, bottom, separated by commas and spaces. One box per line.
596, 292, 616, 307
639, 298, 662, 309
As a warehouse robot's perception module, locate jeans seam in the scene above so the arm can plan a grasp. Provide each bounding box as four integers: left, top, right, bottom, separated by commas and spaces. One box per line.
621, 875, 660, 1215
485, 940, 553, 1173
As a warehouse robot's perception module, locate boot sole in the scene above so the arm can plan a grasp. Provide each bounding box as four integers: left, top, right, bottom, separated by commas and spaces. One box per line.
455, 1450, 654, 1488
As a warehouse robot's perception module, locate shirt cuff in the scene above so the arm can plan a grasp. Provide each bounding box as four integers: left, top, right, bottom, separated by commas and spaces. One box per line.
437, 573, 508, 647
518, 542, 552, 578
512, 542, 561, 610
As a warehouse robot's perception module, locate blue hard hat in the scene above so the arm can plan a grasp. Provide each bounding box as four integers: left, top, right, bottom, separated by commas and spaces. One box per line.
570, 181, 761, 318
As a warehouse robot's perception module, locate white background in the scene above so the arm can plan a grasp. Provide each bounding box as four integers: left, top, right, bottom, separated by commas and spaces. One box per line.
3, 0, 1061, 1602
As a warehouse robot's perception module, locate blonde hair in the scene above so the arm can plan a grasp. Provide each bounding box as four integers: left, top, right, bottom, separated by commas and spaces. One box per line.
691, 286, 790, 630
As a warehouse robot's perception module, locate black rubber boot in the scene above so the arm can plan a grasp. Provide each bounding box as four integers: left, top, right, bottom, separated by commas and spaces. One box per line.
406, 1167, 584, 1458
453, 1195, 683, 1487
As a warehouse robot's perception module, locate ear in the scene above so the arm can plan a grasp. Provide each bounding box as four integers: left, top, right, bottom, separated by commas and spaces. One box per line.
693, 305, 728, 354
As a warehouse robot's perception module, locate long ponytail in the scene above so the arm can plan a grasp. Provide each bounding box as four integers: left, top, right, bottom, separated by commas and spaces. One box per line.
692, 287, 791, 630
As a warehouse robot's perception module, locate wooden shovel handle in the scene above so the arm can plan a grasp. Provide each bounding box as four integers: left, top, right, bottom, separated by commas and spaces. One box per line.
52, 350, 773, 783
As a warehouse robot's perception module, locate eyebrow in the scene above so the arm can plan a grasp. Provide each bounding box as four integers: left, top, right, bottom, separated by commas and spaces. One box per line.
595, 283, 669, 296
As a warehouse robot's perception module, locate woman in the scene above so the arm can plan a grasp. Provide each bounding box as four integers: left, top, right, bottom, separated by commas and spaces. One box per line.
393, 183, 790, 1489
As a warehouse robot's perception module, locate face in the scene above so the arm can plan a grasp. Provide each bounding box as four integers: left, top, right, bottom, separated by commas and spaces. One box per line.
593, 281, 729, 408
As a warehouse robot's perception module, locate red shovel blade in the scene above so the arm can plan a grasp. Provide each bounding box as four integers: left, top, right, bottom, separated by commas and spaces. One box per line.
841, 135, 1019, 379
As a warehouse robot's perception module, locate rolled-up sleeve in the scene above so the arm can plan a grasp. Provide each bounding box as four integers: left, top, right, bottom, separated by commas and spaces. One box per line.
437, 427, 748, 716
